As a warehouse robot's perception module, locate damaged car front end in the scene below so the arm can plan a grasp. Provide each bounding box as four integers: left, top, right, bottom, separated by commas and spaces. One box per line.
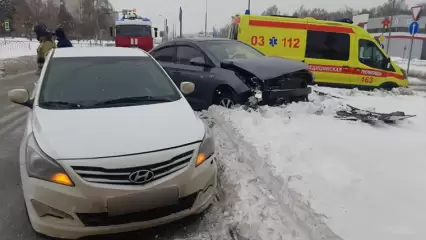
221, 56, 313, 107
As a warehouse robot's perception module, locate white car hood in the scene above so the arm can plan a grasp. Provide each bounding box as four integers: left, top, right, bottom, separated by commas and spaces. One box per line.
32, 99, 205, 159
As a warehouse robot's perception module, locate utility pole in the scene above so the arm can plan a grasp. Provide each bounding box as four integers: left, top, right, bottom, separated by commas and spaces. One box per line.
248, 0, 251, 11
386, 0, 396, 54
204, 0, 208, 37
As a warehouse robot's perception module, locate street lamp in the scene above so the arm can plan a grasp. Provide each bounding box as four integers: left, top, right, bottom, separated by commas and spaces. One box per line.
159, 14, 167, 40
248, 0, 251, 11
205, 0, 207, 37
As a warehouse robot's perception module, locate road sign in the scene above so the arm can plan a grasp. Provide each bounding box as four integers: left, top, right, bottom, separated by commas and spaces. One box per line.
411, 5, 423, 21
4, 21, 10, 32
379, 35, 385, 43
380, 44, 384, 49
409, 21, 419, 35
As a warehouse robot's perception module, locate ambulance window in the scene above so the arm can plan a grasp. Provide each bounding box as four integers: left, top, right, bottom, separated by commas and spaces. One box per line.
151, 47, 176, 62
305, 31, 350, 61
358, 39, 386, 70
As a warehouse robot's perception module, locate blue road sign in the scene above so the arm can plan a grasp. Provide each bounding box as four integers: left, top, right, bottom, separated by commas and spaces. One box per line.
380, 44, 385, 49
409, 21, 419, 35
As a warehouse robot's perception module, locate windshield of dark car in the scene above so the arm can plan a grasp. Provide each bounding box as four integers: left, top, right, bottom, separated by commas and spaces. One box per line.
38, 57, 181, 109
202, 41, 264, 62
116, 25, 152, 37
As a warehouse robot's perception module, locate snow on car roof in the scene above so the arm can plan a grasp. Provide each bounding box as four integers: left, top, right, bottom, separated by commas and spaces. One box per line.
52, 47, 149, 58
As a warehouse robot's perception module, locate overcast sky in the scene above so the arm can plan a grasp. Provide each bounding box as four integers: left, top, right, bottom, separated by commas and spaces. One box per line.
109, 0, 423, 33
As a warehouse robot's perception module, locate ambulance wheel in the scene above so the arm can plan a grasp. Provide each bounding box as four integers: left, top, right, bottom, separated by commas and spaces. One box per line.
379, 82, 398, 91
214, 86, 237, 108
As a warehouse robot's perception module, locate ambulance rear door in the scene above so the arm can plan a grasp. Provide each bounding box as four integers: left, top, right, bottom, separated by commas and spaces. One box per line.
243, 16, 307, 61
303, 24, 354, 86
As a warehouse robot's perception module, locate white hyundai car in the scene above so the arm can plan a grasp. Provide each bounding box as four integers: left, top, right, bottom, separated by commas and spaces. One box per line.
8, 47, 218, 239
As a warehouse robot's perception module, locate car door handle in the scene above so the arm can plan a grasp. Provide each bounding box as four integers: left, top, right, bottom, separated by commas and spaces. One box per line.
169, 70, 181, 74
355, 67, 362, 70
342, 65, 350, 68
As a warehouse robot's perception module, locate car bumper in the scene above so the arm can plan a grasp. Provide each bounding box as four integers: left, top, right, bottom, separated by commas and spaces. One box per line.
21, 144, 218, 239
261, 87, 311, 103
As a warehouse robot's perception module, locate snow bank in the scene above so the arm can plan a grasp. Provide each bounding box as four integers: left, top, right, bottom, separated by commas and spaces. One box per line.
392, 57, 426, 80
208, 87, 426, 240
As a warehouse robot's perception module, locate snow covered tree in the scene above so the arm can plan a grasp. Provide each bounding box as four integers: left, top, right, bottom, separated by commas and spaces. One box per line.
0, 0, 15, 18
57, 1, 74, 32
261, 5, 280, 16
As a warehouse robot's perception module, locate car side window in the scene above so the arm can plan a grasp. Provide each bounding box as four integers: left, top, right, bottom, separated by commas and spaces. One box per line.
305, 30, 350, 61
176, 46, 204, 65
358, 39, 387, 70
151, 47, 176, 62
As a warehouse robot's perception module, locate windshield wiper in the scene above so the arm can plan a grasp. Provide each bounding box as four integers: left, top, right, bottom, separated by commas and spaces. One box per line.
93, 96, 172, 106
39, 101, 86, 109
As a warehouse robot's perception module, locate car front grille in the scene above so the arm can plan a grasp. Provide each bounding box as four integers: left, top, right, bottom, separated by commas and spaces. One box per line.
71, 150, 194, 185
265, 70, 312, 90
76, 192, 198, 227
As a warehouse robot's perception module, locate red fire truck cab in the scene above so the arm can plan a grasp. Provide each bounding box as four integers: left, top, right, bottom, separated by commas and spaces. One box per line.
110, 14, 158, 51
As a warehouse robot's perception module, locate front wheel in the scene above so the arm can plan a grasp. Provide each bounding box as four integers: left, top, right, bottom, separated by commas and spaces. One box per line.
214, 88, 237, 109
379, 82, 398, 90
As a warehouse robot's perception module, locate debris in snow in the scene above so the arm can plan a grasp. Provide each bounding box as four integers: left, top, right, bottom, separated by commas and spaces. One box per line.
335, 105, 416, 123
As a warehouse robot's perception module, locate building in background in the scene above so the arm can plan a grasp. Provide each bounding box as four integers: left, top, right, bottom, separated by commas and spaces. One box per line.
366, 15, 426, 60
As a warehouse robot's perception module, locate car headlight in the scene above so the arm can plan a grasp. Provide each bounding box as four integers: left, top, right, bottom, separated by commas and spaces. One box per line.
195, 125, 215, 167
25, 133, 74, 186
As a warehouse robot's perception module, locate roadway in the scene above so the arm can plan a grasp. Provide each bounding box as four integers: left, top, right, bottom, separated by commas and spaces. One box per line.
0, 73, 209, 240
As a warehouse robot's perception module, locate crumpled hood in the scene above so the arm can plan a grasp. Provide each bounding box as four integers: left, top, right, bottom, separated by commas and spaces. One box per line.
221, 56, 308, 80
32, 99, 205, 160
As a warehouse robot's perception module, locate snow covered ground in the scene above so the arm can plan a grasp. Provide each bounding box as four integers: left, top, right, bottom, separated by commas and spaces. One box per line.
202, 86, 426, 240
392, 57, 426, 82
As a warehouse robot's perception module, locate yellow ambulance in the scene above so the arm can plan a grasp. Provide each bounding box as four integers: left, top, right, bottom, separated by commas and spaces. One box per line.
228, 14, 408, 89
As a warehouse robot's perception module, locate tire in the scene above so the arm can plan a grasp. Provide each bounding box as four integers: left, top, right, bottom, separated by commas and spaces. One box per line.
214, 88, 237, 109
379, 82, 398, 91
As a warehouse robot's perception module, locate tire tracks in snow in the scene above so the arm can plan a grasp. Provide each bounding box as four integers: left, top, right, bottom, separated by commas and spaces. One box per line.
207, 109, 342, 240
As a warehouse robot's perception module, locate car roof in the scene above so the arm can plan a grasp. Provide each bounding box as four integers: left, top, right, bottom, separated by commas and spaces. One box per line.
52, 47, 149, 58
168, 38, 232, 44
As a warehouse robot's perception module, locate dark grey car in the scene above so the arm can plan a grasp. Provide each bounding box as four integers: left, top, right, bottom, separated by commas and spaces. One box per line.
150, 38, 313, 110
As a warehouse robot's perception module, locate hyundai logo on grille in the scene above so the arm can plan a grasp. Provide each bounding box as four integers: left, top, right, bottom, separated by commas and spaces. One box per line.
129, 170, 154, 184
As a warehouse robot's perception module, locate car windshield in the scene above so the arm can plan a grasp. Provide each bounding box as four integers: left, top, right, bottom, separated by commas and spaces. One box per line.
116, 25, 152, 37
202, 40, 264, 62
38, 57, 181, 109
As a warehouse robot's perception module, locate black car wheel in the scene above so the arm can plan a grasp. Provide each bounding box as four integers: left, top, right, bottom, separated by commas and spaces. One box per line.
379, 82, 398, 90
214, 88, 237, 109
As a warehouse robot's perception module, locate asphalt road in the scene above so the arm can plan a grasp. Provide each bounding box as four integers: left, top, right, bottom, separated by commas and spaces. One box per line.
0, 73, 211, 240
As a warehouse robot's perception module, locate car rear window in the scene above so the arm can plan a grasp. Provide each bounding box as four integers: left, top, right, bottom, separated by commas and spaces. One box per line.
38, 56, 181, 109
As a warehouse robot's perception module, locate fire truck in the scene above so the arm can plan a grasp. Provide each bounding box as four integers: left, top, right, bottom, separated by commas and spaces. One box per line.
110, 10, 158, 51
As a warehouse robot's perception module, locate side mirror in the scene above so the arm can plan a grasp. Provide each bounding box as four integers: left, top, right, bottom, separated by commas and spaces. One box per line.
8, 89, 31, 107
159, 31, 164, 37
154, 27, 158, 38
189, 57, 207, 67
109, 26, 113, 37
180, 82, 195, 95
386, 57, 391, 69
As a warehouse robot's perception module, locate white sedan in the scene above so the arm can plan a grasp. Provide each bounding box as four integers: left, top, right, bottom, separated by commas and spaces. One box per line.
8, 47, 218, 239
